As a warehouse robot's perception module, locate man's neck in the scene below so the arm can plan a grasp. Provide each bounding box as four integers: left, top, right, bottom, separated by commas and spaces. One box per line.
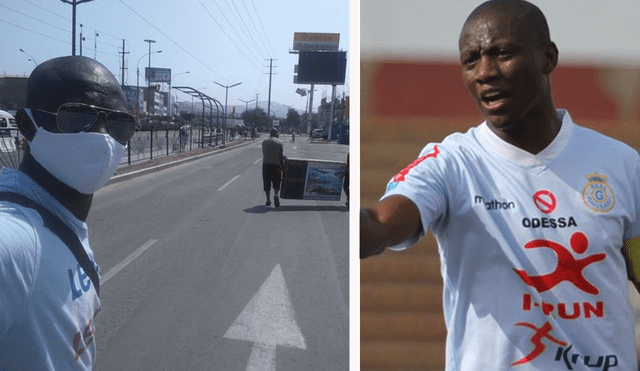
19, 154, 93, 221
489, 107, 562, 155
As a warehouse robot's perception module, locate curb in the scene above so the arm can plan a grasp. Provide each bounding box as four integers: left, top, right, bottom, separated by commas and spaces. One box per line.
106, 138, 259, 186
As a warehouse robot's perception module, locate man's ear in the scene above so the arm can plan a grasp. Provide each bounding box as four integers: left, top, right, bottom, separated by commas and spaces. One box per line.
15, 109, 36, 141
542, 41, 559, 75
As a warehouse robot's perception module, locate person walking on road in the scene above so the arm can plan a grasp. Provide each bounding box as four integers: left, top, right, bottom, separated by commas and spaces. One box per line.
0, 56, 136, 370
361, 1, 640, 369
262, 128, 284, 207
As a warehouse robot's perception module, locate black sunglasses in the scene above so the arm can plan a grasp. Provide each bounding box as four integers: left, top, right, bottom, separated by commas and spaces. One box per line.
27, 103, 137, 145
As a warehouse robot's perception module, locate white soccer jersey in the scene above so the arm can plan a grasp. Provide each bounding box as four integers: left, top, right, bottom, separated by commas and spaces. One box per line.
383, 110, 640, 370
0, 168, 101, 370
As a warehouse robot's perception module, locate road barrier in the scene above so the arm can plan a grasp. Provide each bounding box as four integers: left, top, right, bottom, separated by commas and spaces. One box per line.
0, 127, 244, 170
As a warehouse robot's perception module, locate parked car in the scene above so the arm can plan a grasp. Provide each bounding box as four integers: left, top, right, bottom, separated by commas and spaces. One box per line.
0, 110, 17, 137
311, 128, 324, 139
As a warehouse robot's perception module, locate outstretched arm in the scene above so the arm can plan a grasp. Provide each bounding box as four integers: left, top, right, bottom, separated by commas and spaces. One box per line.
360, 195, 422, 259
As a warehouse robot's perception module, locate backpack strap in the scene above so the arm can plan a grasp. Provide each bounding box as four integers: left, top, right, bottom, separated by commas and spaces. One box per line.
0, 191, 100, 296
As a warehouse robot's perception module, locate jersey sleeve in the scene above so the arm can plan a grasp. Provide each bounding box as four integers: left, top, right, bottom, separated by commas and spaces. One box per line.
381, 143, 451, 250
0, 210, 39, 339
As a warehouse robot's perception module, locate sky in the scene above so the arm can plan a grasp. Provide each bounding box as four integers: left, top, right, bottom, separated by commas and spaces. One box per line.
0, 0, 350, 113
361, 0, 640, 66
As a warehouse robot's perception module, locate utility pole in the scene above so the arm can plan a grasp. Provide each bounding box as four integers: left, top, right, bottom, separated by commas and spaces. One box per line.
307, 83, 315, 135
119, 39, 128, 90
60, 0, 95, 56
255, 94, 259, 109
266, 59, 276, 128
213, 81, 242, 145
328, 84, 336, 140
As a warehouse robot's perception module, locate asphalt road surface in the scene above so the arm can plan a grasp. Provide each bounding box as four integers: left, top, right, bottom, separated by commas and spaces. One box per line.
89, 136, 349, 370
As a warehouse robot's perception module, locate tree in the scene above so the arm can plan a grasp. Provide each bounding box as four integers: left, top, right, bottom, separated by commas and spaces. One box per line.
242, 107, 269, 131
284, 109, 302, 133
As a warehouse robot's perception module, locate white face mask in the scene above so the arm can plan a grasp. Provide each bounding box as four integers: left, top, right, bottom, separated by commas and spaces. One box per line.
26, 110, 126, 194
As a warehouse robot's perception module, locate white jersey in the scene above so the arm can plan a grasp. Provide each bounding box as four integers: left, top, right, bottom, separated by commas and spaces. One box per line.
383, 110, 640, 370
0, 168, 101, 370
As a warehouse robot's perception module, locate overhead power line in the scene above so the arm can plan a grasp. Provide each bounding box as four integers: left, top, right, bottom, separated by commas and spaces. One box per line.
14, 0, 123, 50
241, 0, 273, 57
18, 0, 68, 21
198, 0, 263, 72
248, 0, 275, 56
0, 18, 68, 45
1, 3, 68, 33
202, 0, 264, 66
118, 0, 230, 81
224, 0, 268, 59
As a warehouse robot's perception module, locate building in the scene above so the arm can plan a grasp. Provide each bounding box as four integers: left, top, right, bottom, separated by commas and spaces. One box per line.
317, 96, 348, 128
123, 85, 168, 117
0, 76, 28, 112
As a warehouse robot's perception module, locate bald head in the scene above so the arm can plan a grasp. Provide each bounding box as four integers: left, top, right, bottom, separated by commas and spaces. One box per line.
26, 56, 127, 113
460, 0, 551, 51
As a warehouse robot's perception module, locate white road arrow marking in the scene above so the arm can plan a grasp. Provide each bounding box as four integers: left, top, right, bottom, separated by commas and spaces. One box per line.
224, 264, 306, 371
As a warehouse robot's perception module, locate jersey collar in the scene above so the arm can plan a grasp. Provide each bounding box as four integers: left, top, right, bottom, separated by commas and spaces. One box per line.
476, 109, 574, 168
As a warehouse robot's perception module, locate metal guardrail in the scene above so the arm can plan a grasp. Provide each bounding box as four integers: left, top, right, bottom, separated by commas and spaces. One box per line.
0, 127, 239, 170
0, 129, 23, 169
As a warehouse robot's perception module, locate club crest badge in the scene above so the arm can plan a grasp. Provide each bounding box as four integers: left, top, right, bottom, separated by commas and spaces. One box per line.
581, 173, 615, 213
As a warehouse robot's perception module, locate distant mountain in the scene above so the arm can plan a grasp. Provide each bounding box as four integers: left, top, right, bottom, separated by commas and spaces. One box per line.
173, 100, 302, 118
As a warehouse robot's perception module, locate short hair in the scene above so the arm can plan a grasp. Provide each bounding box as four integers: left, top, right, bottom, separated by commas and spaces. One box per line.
270, 128, 278, 137
463, 0, 551, 48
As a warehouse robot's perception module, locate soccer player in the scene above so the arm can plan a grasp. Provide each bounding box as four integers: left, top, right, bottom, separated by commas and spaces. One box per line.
360, 0, 640, 369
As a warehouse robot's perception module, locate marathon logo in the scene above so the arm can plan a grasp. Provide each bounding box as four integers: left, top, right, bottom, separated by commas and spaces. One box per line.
474, 195, 515, 210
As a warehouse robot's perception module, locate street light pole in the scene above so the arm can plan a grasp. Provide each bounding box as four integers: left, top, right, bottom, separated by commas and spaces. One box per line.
136, 50, 162, 117
239, 98, 255, 113
19, 49, 37, 67
144, 39, 157, 114
239, 98, 255, 133
213, 81, 241, 145
170, 71, 189, 115
60, 0, 95, 56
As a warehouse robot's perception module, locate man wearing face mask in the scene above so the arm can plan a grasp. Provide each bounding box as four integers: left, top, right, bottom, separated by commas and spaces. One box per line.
0, 56, 136, 370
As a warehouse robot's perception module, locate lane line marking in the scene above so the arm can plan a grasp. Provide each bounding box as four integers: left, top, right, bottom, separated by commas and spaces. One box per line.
218, 175, 240, 191
102, 239, 158, 284
253, 158, 261, 164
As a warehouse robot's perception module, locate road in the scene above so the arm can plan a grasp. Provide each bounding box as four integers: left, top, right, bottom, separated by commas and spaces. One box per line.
89, 135, 350, 370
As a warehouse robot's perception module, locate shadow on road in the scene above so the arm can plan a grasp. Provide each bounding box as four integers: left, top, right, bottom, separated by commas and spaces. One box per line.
243, 205, 349, 214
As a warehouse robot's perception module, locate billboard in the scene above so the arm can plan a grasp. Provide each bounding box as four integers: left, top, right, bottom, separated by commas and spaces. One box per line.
296, 51, 347, 85
145, 67, 171, 83
280, 158, 346, 201
293, 32, 340, 51
122, 85, 143, 111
